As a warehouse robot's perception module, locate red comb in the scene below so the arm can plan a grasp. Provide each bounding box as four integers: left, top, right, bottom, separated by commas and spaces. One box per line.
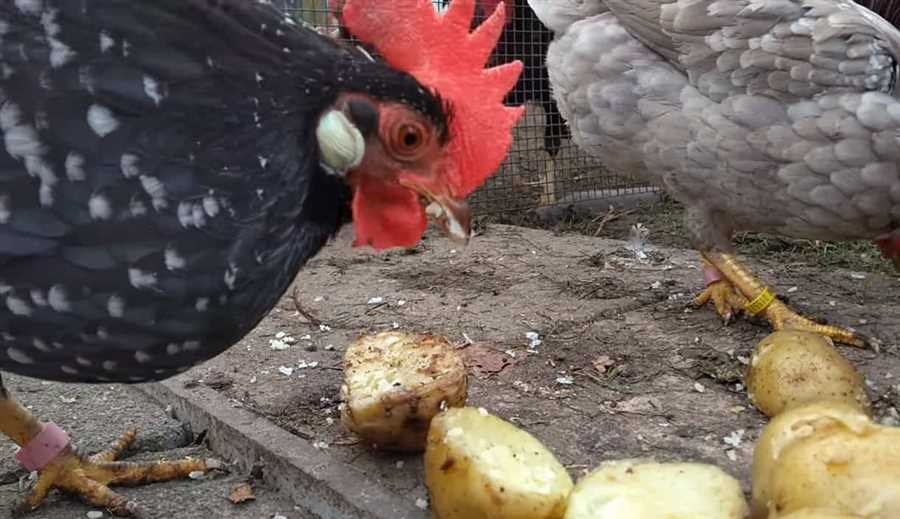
479, 0, 515, 22
341, 0, 525, 196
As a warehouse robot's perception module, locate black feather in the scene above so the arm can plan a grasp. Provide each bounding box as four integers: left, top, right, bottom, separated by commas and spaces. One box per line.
0, 0, 446, 383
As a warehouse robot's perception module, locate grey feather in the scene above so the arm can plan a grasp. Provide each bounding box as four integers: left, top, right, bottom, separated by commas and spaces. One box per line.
535, 0, 900, 247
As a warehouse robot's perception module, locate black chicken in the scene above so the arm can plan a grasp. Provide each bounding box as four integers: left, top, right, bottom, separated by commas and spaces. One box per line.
0, 0, 522, 515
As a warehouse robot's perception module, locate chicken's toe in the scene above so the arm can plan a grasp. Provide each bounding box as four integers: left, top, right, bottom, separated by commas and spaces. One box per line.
763, 299, 873, 350
694, 280, 748, 324
16, 443, 219, 517
693, 262, 748, 323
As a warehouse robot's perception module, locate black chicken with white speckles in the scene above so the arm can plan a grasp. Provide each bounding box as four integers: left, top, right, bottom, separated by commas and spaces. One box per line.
0, 0, 523, 515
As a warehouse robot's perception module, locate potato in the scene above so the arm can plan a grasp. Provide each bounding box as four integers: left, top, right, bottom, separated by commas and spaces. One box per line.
751, 401, 872, 519
779, 510, 863, 519
751, 401, 900, 519
563, 459, 748, 519
424, 406, 573, 519
745, 330, 870, 417
340, 331, 467, 452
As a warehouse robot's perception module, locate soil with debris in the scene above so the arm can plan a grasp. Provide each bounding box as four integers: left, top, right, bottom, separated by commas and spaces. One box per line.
184, 219, 900, 509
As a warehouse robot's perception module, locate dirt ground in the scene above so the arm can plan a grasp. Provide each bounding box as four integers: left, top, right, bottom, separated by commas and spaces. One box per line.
180, 204, 900, 511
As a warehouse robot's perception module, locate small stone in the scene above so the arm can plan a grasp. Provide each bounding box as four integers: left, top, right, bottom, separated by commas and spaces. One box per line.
87, 512, 104, 519
415, 498, 429, 510
269, 339, 290, 351
188, 471, 204, 480
723, 429, 745, 448
694, 382, 706, 393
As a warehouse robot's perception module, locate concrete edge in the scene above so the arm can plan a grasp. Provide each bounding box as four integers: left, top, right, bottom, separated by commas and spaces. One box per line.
135, 379, 425, 519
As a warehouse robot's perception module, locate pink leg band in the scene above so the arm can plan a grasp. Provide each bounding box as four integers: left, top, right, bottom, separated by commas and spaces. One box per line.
703, 264, 724, 286
15, 422, 70, 471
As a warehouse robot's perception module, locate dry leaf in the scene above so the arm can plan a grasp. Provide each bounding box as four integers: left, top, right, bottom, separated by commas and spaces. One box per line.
228, 482, 256, 504
463, 344, 512, 377
592, 355, 614, 374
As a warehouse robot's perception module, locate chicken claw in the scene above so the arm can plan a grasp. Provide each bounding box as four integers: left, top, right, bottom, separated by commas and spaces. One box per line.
699, 252, 873, 349
1, 382, 222, 518
15, 432, 220, 517
693, 261, 748, 324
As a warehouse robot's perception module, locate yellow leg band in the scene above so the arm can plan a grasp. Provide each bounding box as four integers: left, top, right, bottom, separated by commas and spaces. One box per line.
745, 287, 775, 316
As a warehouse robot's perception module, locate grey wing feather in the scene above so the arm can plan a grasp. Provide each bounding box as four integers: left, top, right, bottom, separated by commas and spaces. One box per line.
600, 0, 900, 102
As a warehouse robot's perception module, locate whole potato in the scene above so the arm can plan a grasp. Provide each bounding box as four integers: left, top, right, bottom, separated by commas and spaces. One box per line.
564, 459, 748, 519
425, 406, 573, 519
340, 331, 467, 452
745, 330, 870, 418
751, 401, 900, 519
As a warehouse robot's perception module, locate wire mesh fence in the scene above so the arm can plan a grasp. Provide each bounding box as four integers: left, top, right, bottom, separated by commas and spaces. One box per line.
280, 0, 656, 214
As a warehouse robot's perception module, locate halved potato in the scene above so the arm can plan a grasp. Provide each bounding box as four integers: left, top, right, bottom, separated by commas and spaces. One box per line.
340, 331, 467, 452
751, 401, 872, 519
779, 509, 863, 519
745, 330, 870, 418
751, 401, 900, 519
563, 459, 748, 519
424, 406, 573, 519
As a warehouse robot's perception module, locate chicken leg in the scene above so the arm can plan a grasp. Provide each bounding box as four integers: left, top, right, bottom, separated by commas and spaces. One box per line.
0, 375, 220, 517
693, 251, 871, 348
539, 153, 558, 206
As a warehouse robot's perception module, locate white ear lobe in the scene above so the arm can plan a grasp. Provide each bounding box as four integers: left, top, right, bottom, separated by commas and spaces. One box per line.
316, 109, 366, 175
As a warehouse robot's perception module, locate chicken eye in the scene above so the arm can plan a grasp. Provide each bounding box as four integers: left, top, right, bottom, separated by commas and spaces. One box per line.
388, 121, 430, 160
402, 126, 421, 147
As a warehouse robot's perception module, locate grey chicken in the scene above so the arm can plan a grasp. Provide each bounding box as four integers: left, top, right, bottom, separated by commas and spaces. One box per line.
531, 0, 900, 347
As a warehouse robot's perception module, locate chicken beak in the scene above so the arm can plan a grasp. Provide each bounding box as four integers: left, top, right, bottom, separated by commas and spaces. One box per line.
424, 195, 472, 243
398, 175, 472, 244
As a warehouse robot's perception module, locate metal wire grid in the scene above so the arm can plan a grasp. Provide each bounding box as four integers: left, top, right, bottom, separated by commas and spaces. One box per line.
280, 0, 656, 214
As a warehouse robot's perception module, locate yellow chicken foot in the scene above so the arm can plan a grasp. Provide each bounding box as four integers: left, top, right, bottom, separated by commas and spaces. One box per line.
693, 259, 748, 324
697, 251, 871, 349
0, 378, 222, 517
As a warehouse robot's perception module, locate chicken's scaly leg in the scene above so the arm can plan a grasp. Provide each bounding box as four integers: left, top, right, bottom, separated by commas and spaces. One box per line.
696, 251, 871, 348
539, 153, 558, 206
0, 376, 221, 517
